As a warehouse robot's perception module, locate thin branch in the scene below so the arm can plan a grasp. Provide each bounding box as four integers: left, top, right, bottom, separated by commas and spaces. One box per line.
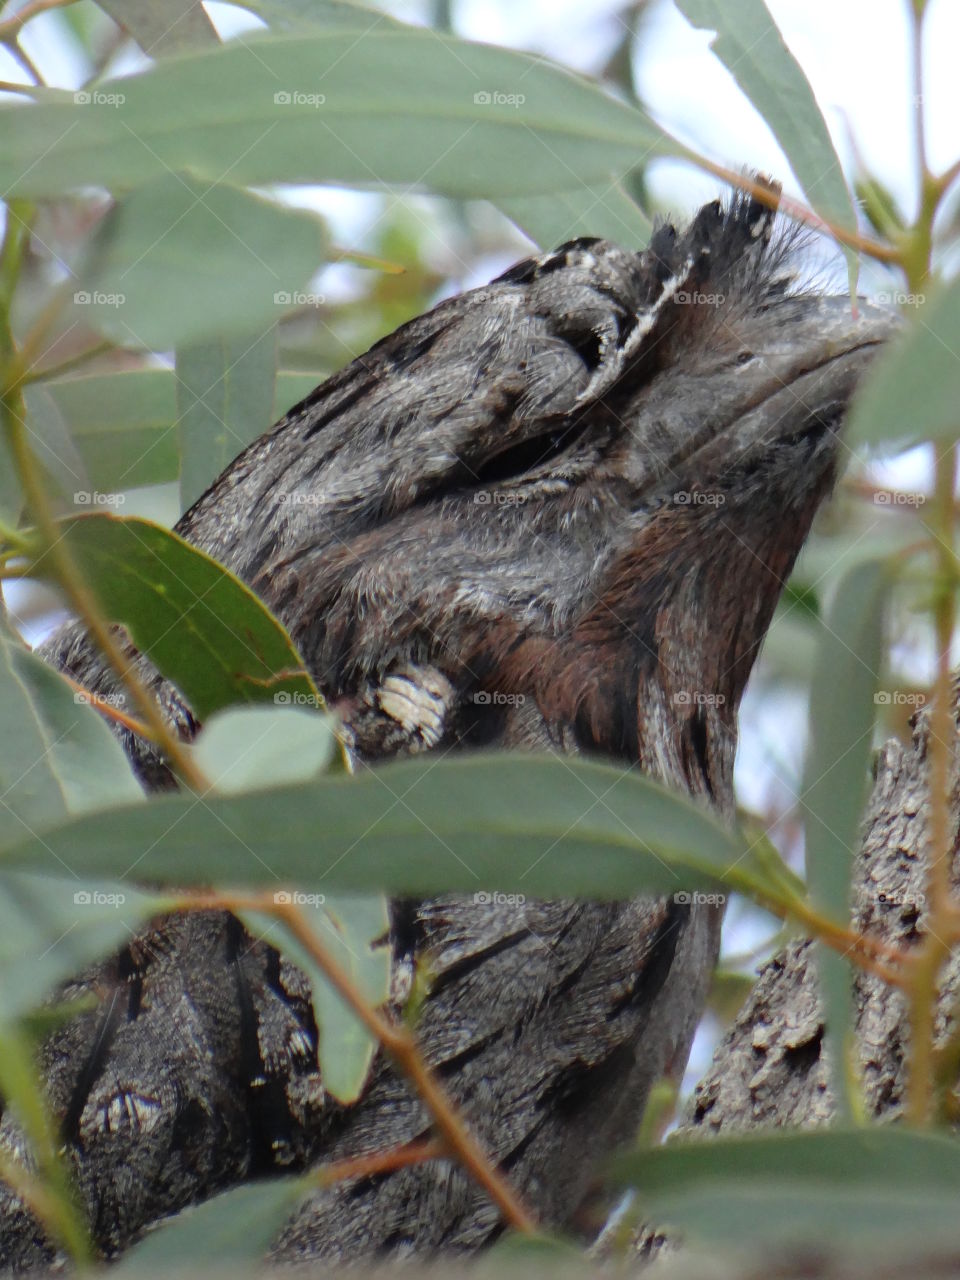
22, 340, 113, 386
0, 0, 79, 43
686, 157, 902, 265
314, 1138, 445, 1188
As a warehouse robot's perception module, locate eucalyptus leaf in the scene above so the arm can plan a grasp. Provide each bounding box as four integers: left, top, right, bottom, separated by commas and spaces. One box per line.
801, 557, 888, 1117
0, 753, 797, 916
242, 892, 389, 1103
500, 180, 653, 251
115, 1176, 310, 1271
610, 1127, 960, 1258
29, 515, 319, 721
675, 0, 858, 284
177, 328, 277, 510
0, 32, 674, 200
193, 706, 337, 794
94, 0, 219, 54
74, 177, 328, 349
37, 369, 323, 493
0, 871, 163, 1021
847, 277, 960, 451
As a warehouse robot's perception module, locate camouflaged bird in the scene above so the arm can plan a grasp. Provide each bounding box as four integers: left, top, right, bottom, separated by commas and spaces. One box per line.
0, 184, 896, 1267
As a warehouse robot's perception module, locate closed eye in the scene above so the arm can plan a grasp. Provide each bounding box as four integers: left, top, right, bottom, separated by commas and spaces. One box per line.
472, 419, 593, 487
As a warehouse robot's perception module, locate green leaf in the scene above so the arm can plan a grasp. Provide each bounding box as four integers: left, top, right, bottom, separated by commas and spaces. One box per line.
802, 557, 888, 915
230, 0, 403, 32
115, 1176, 309, 1270
802, 557, 888, 1117
0, 1023, 92, 1263
0, 753, 795, 913
846, 278, 960, 451
675, 0, 857, 282
36, 369, 322, 493
177, 328, 277, 511
94, 0, 219, 55
609, 1128, 960, 1257
192, 706, 337, 793
19, 384, 87, 509
30, 370, 178, 492
499, 180, 653, 251
243, 893, 389, 1102
1, 635, 143, 819
0, 31, 673, 200
29, 514, 320, 721
0, 871, 163, 1021
74, 177, 327, 349
0, 628, 141, 843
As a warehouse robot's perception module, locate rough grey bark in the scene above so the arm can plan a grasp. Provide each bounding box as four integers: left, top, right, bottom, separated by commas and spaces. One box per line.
681, 694, 957, 1136
0, 187, 896, 1268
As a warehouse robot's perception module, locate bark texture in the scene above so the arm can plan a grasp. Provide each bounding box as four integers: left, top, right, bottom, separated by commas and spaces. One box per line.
680, 698, 957, 1138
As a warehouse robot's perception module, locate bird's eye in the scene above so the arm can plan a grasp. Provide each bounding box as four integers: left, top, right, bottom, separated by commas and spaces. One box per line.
736, 351, 755, 366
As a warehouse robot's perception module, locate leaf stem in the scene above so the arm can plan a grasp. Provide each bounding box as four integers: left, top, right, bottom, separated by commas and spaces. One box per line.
177, 891, 537, 1237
